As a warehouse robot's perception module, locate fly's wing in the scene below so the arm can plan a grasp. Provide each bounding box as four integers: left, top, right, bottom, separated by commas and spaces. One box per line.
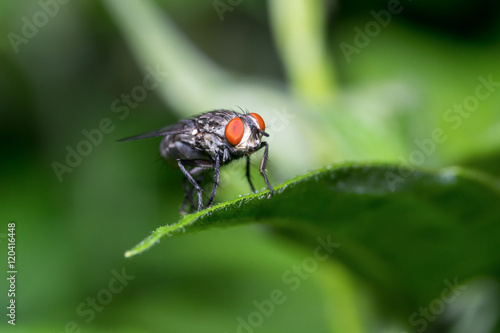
118, 120, 194, 142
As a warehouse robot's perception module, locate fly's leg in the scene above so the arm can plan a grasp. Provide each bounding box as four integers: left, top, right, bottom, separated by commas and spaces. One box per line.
192, 173, 205, 213
206, 154, 221, 208
258, 142, 274, 198
180, 172, 205, 215
180, 177, 192, 215
178, 160, 214, 212
246, 155, 256, 193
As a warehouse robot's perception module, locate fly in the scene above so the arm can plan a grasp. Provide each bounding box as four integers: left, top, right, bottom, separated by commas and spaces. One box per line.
119, 109, 274, 214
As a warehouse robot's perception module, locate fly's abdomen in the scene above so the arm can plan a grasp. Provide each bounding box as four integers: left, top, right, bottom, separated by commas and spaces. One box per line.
160, 134, 208, 161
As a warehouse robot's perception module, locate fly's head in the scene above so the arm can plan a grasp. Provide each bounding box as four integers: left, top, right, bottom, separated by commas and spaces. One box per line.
224, 113, 268, 154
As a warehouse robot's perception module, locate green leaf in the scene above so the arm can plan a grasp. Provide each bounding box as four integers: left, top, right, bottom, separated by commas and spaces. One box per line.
460, 149, 500, 179
125, 164, 500, 314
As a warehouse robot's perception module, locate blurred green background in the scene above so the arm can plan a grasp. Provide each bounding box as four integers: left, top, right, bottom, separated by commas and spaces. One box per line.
1, 0, 500, 332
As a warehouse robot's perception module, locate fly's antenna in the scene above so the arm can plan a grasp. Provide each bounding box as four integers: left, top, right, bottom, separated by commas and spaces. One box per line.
257, 129, 269, 137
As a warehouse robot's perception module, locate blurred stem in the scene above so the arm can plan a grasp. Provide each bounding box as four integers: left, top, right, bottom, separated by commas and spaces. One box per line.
269, 0, 338, 103
103, 0, 228, 114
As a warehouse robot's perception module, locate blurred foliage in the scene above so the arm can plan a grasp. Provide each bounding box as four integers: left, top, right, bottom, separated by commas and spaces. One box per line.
1, 0, 500, 332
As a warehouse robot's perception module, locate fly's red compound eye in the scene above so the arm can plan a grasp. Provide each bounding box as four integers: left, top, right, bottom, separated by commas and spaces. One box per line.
225, 117, 245, 146
250, 113, 265, 131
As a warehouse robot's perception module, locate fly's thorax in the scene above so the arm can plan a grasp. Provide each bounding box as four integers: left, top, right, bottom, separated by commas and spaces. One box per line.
199, 132, 223, 158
